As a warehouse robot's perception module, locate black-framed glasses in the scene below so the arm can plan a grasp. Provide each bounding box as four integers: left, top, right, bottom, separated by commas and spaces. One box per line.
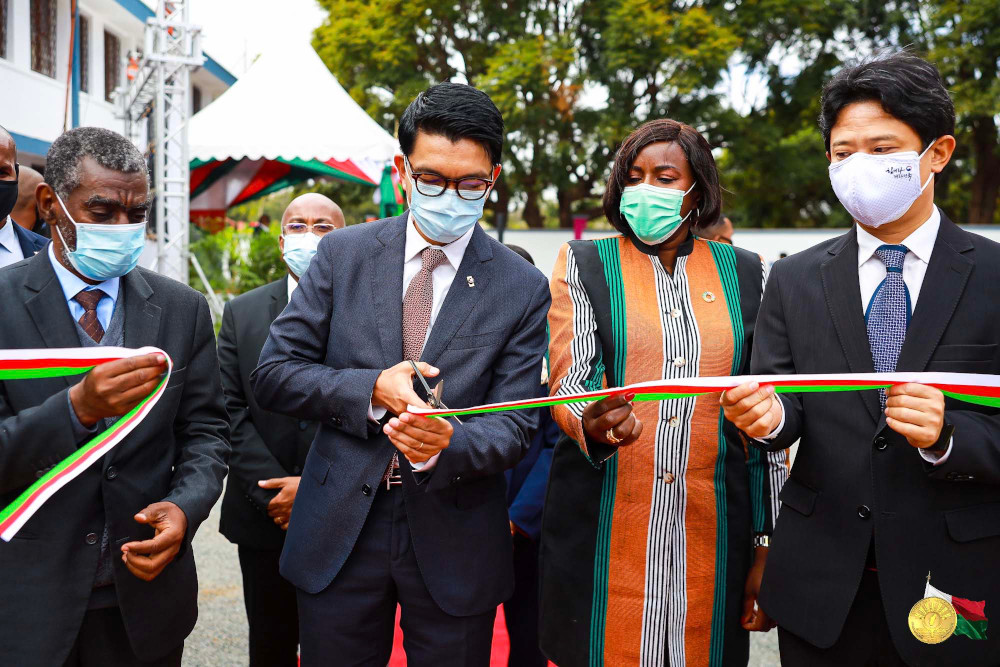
405, 157, 496, 201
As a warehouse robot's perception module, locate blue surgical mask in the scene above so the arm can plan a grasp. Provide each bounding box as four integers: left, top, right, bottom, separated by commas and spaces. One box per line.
54, 194, 146, 280
282, 231, 321, 278
404, 157, 488, 243
619, 182, 697, 245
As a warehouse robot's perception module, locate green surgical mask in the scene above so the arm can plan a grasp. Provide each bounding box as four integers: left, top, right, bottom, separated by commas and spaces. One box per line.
619, 182, 696, 245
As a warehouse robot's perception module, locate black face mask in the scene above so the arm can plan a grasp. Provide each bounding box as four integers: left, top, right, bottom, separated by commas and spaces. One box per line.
0, 164, 17, 221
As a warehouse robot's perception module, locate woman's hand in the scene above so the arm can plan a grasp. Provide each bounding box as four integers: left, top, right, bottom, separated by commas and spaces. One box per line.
582, 392, 643, 447
741, 545, 777, 632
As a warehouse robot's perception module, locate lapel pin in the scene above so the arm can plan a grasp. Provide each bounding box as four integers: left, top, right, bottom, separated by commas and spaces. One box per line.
467, 276, 475, 288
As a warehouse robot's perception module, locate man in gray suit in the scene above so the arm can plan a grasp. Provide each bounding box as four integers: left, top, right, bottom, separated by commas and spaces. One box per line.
252, 83, 550, 666
0, 127, 230, 666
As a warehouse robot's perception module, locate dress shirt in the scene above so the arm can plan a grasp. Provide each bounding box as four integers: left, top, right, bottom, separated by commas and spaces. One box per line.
287, 273, 298, 301
0, 217, 25, 268
761, 207, 951, 464
48, 244, 120, 331
369, 215, 476, 472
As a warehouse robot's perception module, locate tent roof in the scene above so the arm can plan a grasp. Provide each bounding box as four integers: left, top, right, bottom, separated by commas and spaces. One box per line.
187, 42, 398, 183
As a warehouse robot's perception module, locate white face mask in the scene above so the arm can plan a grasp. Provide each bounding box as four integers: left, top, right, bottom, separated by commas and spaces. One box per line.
828, 141, 935, 228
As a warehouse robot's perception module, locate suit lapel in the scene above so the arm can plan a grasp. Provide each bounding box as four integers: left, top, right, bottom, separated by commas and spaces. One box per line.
371, 216, 408, 367
122, 270, 161, 350
420, 226, 494, 367
270, 277, 288, 323
23, 252, 84, 388
820, 227, 880, 423
896, 214, 974, 372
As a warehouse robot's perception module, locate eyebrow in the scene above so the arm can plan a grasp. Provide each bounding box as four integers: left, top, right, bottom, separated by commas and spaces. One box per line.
629, 164, 680, 171
832, 134, 902, 149
411, 165, 493, 179
84, 195, 150, 212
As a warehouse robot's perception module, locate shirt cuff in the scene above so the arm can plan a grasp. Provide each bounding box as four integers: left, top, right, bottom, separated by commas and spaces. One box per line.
409, 453, 440, 473
755, 397, 786, 441
67, 391, 99, 443
919, 437, 953, 466
368, 402, 387, 423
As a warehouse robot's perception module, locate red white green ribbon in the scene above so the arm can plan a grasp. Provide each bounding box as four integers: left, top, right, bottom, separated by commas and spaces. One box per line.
409, 372, 1000, 419
0, 347, 172, 541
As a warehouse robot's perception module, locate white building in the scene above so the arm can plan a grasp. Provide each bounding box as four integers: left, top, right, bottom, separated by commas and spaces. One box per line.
0, 0, 234, 167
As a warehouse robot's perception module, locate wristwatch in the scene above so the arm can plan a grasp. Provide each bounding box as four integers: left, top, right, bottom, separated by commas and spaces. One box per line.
753, 534, 770, 548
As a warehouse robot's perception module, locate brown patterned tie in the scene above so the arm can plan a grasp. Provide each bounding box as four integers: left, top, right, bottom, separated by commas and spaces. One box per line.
74, 289, 107, 343
402, 247, 448, 361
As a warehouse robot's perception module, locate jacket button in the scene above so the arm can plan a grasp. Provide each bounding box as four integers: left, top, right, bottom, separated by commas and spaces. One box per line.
362, 484, 372, 496
106, 466, 118, 480
299, 420, 309, 431
873, 436, 888, 451
857, 505, 871, 519
451, 476, 462, 484
85, 532, 98, 545
293, 466, 302, 475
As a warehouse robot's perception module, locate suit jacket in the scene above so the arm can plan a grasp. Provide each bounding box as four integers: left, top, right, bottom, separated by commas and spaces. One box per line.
0, 252, 230, 665
12, 219, 47, 258
251, 213, 550, 616
219, 277, 317, 550
751, 213, 1000, 666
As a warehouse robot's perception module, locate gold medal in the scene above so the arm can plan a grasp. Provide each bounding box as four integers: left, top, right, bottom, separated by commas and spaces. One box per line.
908, 597, 957, 644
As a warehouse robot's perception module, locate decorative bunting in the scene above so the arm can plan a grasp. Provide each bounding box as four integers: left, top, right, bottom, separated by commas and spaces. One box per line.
409, 372, 1000, 419
0, 347, 172, 541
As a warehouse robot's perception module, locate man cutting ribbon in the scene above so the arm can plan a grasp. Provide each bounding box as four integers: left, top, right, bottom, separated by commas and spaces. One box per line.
0, 127, 230, 667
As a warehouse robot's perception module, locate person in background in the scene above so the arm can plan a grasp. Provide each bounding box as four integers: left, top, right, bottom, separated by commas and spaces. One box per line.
251, 82, 550, 666
701, 214, 735, 244
502, 243, 559, 667
0, 126, 47, 268
11, 165, 47, 237
541, 118, 788, 666
253, 212, 272, 235
0, 126, 229, 666
218, 192, 345, 667
724, 51, 1000, 666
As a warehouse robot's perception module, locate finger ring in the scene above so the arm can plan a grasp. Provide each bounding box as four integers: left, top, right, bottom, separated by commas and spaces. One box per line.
606, 428, 623, 444
417, 441, 424, 450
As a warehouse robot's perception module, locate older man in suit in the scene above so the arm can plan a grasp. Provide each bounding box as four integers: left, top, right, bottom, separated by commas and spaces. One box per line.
724, 52, 1000, 666
0, 126, 230, 666
219, 192, 344, 667
0, 127, 47, 268
252, 83, 550, 666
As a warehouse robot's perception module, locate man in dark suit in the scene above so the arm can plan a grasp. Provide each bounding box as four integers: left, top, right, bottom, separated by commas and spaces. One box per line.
724, 52, 1000, 666
219, 192, 344, 667
252, 83, 550, 666
0, 126, 230, 666
0, 126, 47, 268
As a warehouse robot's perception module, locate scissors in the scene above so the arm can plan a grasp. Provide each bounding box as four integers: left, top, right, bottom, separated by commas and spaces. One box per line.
409, 360, 461, 423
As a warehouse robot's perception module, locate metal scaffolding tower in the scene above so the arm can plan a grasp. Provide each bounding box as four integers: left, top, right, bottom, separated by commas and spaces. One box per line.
116, 1, 202, 286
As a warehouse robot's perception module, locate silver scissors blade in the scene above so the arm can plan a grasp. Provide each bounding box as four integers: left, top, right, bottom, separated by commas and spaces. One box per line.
408, 361, 461, 422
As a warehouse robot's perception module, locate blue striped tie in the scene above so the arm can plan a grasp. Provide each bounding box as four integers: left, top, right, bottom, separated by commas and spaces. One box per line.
866, 244, 910, 408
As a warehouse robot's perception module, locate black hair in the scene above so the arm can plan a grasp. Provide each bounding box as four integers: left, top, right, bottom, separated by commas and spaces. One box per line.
46, 127, 148, 199
398, 83, 504, 165
603, 119, 722, 234
819, 50, 955, 151
505, 244, 535, 265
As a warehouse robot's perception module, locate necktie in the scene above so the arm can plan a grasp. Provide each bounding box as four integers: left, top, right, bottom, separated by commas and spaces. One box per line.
402, 247, 448, 362
866, 244, 909, 408
74, 288, 107, 344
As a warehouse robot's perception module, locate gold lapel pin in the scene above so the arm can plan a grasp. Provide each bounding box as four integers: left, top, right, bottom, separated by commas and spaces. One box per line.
467, 276, 475, 288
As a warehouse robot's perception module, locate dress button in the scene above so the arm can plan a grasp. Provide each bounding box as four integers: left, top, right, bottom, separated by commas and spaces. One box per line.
663, 472, 675, 484
669, 308, 681, 319
85, 532, 98, 545
362, 484, 372, 496
106, 466, 118, 480
673, 356, 686, 368
874, 436, 888, 451
857, 505, 871, 519
668, 416, 680, 428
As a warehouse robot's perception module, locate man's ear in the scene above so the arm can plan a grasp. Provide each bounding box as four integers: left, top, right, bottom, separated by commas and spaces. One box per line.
929, 135, 956, 173
35, 182, 57, 224
394, 154, 410, 199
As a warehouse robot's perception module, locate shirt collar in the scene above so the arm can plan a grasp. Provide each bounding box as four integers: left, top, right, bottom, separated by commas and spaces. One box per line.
287, 273, 298, 301
47, 243, 120, 304
404, 213, 475, 270
857, 205, 941, 267
0, 216, 16, 252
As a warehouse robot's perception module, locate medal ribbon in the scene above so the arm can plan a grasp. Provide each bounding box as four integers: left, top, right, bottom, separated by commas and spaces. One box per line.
410, 371, 1000, 419
0, 347, 172, 541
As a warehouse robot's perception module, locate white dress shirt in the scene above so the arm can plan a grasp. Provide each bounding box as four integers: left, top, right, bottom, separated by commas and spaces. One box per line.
369, 215, 476, 471
0, 217, 25, 268
48, 243, 120, 330
762, 206, 951, 464
287, 273, 298, 301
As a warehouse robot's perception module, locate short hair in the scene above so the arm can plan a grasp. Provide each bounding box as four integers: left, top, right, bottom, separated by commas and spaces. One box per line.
505, 244, 534, 266
45, 127, 148, 199
603, 119, 722, 234
819, 51, 955, 151
398, 83, 504, 165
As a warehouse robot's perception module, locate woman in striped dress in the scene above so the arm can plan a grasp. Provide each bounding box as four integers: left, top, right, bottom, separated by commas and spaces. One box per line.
539, 119, 789, 667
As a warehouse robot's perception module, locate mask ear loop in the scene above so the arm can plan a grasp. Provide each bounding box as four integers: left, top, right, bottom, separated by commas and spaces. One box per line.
917, 139, 937, 193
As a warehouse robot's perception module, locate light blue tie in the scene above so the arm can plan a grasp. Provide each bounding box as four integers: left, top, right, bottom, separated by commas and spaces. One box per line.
866, 244, 910, 408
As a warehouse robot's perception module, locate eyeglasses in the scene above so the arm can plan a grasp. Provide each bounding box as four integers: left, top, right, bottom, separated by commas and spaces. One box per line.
405, 157, 496, 201
282, 222, 339, 236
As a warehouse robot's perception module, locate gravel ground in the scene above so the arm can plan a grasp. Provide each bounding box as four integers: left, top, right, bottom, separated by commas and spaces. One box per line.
185, 489, 781, 666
